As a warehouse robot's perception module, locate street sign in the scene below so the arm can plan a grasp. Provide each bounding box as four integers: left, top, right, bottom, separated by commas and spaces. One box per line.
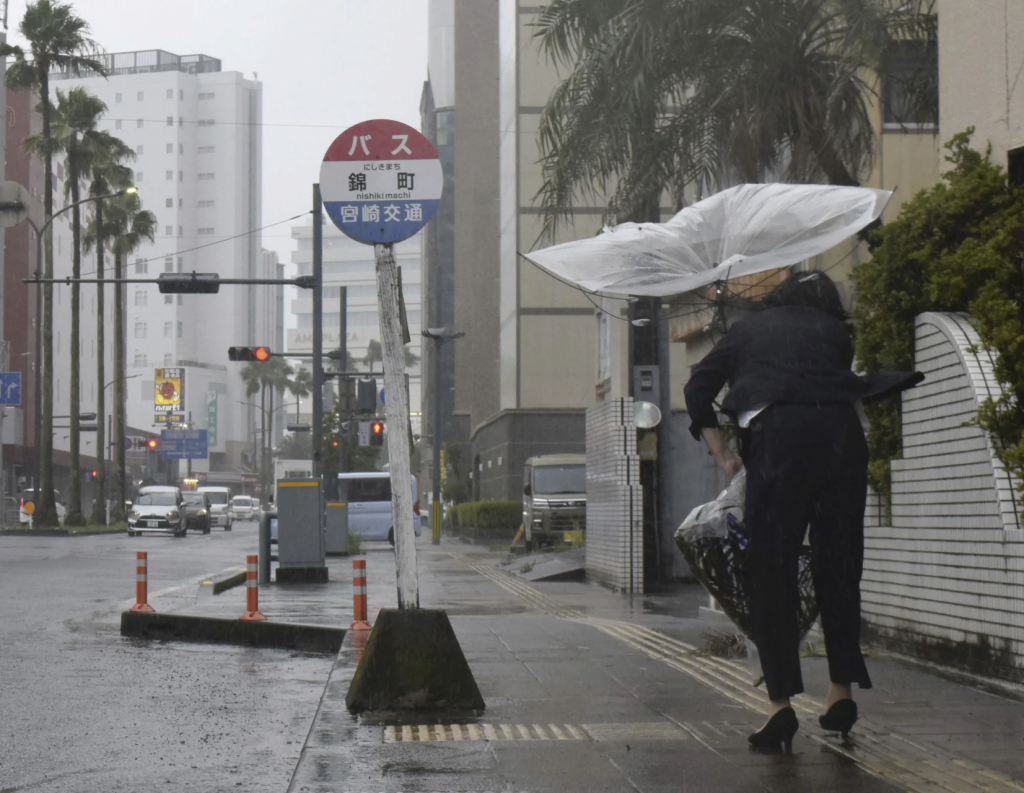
154, 414, 184, 424
358, 421, 370, 447
0, 372, 21, 406
158, 429, 209, 460
319, 119, 442, 245
207, 391, 218, 447
379, 388, 385, 405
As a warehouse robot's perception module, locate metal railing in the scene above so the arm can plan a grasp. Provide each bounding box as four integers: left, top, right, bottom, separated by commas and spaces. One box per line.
50, 50, 221, 81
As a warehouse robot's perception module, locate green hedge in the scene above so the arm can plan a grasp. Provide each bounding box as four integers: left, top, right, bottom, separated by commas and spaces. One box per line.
448, 501, 521, 533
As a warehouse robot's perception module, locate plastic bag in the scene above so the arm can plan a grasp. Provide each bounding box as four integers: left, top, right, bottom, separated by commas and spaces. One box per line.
675, 468, 818, 640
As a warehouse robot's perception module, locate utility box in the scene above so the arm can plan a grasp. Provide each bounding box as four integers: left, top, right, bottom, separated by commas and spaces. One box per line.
633, 365, 661, 404
325, 501, 349, 555
276, 479, 327, 581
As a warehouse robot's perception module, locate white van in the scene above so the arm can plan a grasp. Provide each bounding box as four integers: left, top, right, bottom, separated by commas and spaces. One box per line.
339, 472, 420, 546
196, 486, 232, 530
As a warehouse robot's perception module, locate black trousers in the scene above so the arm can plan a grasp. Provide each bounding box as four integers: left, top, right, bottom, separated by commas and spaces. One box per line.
742, 403, 872, 701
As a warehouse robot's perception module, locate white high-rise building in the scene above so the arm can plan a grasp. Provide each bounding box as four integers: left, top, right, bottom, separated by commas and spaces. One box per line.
287, 222, 422, 431
54, 50, 269, 472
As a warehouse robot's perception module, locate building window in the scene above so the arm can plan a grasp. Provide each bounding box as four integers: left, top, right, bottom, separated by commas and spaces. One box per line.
198, 199, 215, 208
883, 40, 938, 127
133, 352, 146, 367
164, 353, 174, 366
135, 258, 147, 274
177, 321, 182, 338
178, 198, 183, 208
166, 88, 173, 99
198, 227, 214, 235
134, 321, 147, 339
164, 257, 173, 273
178, 225, 183, 236
115, 92, 122, 103
136, 144, 144, 156
179, 89, 184, 100
177, 295, 182, 306
166, 116, 173, 127
198, 146, 215, 154
137, 91, 144, 101
165, 170, 173, 181
178, 116, 183, 127
115, 119, 122, 130
164, 295, 173, 305
166, 143, 173, 154
164, 322, 173, 337
177, 256, 184, 270
198, 173, 215, 181
137, 119, 143, 128
199, 92, 215, 100
178, 171, 183, 181
165, 225, 173, 236
134, 290, 147, 306
198, 119, 215, 127
179, 143, 183, 154
165, 198, 173, 208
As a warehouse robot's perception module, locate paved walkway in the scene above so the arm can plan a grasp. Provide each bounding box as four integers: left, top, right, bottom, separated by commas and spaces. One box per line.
163, 538, 1024, 792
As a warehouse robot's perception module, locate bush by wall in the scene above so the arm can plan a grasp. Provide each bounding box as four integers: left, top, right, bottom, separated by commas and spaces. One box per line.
448, 501, 521, 538
854, 129, 1024, 516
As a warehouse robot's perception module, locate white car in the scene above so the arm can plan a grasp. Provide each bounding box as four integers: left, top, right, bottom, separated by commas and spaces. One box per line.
19, 489, 67, 525
197, 486, 232, 530
230, 495, 256, 522
128, 486, 186, 537
339, 472, 420, 546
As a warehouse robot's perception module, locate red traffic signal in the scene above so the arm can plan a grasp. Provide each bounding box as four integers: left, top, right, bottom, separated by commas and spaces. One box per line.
370, 421, 384, 447
147, 438, 158, 450
228, 346, 273, 362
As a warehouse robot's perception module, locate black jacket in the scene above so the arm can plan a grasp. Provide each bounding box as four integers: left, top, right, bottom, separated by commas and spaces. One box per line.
684, 305, 922, 440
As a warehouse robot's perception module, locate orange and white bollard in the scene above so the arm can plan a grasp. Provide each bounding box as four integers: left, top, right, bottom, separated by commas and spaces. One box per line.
351, 558, 371, 630
239, 555, 266, 621
130, 551, 155, 613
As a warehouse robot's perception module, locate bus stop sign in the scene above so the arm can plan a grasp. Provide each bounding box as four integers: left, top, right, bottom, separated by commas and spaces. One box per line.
319, 119, 442, 245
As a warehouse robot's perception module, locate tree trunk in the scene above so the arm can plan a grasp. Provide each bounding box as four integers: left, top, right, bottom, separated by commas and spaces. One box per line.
66, 169, 85, 525
808, 127, 860, 187
112, 250, 126, 521
90, 202, 106, 524
38, 70, 58, 527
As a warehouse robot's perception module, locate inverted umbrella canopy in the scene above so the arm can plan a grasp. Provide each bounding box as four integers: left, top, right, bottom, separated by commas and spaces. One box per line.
524, 184, 892, 298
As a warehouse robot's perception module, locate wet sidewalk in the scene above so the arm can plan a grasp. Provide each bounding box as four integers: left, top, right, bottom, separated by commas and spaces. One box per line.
160, 538, 1024, 792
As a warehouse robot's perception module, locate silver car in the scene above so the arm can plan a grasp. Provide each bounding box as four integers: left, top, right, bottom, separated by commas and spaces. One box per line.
128, 486, 186, 537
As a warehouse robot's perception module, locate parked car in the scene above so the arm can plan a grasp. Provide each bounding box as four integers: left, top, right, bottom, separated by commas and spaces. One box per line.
522, 454, 586, 550
338, 472, 420, 546
128, 486, 186, 537
19, 489, 67, 525
196, 486, 232, 530
182, 491, 212, 534
230, 495, 256, 522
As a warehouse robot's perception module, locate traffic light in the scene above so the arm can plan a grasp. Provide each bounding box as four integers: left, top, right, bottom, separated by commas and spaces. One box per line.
157, 273, 221, 294
357, 377, 377, 413
228, 346, 272, 362
370, 420, 384, 447
146, 438, 159, 450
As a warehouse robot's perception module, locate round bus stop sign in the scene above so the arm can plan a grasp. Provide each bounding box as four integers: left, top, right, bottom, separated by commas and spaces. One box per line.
319, 119, 443, 245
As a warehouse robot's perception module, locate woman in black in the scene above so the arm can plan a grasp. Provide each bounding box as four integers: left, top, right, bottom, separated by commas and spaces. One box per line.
683, 271, 919, 752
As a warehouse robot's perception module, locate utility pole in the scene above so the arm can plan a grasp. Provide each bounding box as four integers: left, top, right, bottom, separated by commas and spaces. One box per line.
312, 185, 324, 480
423, 328, 463, 545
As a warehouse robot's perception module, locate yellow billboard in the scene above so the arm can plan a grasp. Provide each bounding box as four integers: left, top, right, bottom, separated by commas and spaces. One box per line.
154, 367, 185, 414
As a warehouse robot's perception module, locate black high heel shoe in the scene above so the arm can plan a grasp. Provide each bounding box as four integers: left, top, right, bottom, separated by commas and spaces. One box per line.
748, 707, 798, 752
819, 699, 858, 737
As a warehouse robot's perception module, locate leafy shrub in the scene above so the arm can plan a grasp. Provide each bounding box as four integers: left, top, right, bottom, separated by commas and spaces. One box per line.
854, 129, 1024, 515
449, 501, 522, 533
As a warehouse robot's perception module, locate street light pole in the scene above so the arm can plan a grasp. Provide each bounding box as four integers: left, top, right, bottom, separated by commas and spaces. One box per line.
422, 328, 464, 545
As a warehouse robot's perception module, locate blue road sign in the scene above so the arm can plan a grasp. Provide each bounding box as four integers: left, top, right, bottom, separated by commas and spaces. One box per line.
0, 372, 22, 406
380, 388, 385, 405
320, 119, 442, 245
159, 429, 208, 460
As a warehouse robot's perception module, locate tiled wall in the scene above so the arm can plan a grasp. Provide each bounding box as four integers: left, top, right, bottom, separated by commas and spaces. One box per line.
862, 312, 1024, 681
585, 399, 643, 593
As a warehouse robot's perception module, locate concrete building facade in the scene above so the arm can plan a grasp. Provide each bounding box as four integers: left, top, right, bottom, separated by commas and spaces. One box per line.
54, 50, 270, 474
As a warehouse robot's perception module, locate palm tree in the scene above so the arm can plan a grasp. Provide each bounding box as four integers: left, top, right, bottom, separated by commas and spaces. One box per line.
36, 87, 111, 524
288, 367, 313, 423
240, 357, 294, 502
83, 149, 134, 524
101, 192, 156, 520
533, 0, 937, 237
364, 339, 419, 369
1, 0, 105, 527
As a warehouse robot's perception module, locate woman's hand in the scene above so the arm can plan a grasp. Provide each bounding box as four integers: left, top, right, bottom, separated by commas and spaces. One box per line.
701, 428, 743, 480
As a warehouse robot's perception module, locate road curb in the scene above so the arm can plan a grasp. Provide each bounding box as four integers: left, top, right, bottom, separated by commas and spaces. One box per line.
120, 611, 346, 654
200, 569, 247, 595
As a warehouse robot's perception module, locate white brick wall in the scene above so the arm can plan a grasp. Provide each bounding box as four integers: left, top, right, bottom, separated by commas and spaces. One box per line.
585, 399, 643, 593
862, 313, 1024, 678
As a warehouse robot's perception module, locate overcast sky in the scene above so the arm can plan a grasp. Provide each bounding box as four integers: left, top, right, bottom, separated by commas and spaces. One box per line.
5, 0, 430, 264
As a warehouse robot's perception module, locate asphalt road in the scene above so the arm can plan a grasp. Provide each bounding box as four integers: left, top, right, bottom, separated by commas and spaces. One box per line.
0, 521, 333, 793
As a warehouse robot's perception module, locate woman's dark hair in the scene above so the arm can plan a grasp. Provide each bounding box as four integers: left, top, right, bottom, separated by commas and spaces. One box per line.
762, 270, 847, 321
